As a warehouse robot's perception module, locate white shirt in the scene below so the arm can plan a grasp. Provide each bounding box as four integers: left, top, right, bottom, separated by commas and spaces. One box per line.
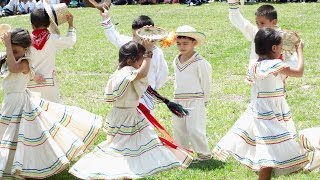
29, 28, 76, 81
173, 52, 212, 103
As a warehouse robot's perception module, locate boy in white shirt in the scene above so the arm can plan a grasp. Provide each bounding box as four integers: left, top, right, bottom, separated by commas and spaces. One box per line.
28, 6, 76, 103
100, 8, 169, 112
172, 25, 212, 161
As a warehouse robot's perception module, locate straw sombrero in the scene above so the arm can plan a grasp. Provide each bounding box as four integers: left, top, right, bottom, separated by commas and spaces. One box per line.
0, 24, 11, 37
281, 29, 301, 54
43, 3, 71, 34
136, 26, 168, 41
175, 25, 206, 46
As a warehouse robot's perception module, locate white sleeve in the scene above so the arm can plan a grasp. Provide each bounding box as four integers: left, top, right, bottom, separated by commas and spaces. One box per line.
54, 28, 77, 50
101, 18, 132, 48
154, 48, 169, 89
229, 7, 258, 42
198, 59, 212, 103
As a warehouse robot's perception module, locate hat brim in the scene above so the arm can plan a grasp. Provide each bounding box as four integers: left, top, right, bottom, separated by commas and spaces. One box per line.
43, 3, 70, 34
175, 32, 206, 46
43, 2, 60, 34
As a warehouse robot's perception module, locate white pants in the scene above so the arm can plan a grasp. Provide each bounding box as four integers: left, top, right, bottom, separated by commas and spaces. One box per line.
172, 99, 211, 155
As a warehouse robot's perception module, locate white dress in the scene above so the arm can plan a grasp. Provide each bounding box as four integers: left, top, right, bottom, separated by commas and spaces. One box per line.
0, 55, 102, 179
213, 59, 308, 176
69, 66, 192, 179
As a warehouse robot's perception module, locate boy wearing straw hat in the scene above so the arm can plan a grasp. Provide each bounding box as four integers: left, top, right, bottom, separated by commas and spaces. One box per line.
100, 8, 169, 113
172, 25, 213, 162
28, 5, 76, 103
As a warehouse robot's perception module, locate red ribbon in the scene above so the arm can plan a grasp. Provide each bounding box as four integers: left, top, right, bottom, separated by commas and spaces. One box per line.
137, 103, 193, 153
31, 29, 50, 50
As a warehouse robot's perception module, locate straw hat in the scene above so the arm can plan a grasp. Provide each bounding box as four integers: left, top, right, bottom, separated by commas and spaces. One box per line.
43, 3, 71, 34
0, 24, 11, 37
175, 25, 206, 46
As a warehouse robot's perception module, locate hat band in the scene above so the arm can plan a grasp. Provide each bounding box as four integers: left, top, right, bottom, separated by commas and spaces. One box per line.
50, 5, 58, 25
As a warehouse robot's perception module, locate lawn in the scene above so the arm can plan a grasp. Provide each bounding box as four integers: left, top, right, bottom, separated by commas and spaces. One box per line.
1, 1, 320, 179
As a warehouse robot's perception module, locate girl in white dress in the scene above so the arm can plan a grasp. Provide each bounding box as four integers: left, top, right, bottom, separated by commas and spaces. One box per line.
69, 41, 192, 179
213, 28, 307, 179
0, 28, 102, 179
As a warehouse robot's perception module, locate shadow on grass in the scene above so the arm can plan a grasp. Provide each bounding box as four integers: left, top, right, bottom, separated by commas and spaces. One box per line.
188, 159, 225, 171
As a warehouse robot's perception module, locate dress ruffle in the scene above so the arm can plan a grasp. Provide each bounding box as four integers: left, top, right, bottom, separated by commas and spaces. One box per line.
0, 91, 102, 179
69, 107, 192, 179
299, 127, 320, 171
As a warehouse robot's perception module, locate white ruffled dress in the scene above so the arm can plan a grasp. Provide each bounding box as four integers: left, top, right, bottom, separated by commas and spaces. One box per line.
0, 55, 102, 179
69, 66, 192, 179
213, 59, 308, 176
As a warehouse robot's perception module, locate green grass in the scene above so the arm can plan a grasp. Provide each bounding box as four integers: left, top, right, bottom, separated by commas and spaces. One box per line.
1, 2, 320, 179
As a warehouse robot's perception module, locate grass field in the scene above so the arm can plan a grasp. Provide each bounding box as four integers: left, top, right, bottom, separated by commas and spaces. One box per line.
1, 2, 320, 179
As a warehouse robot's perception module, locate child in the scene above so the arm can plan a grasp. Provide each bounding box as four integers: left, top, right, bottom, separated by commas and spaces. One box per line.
0, 28, 102, 179
27, 0, 36, 12
100, 9, 169, 112
172, 25, 213, 161
2, 0, 19, 16
69, 41, 192, 179
227, 2, 300, 130
213, 28, 308, 179
18, 0, 29, 14
27, 7, 76, 103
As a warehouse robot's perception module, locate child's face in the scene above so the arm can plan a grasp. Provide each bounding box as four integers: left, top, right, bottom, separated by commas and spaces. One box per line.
272, 43, 282, 59
131, 56, 143, 69
176, 37, 197, 55
256, 15, 277, 29
12, 44, 27, 60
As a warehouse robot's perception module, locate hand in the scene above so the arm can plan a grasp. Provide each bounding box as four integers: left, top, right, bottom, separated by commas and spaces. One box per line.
100, 6, 110, 20
66, 14, 74, 28
296, 40, 304, 52
141, 38, 155, 53
2, 32, 12, 48
33, 74, 46, 84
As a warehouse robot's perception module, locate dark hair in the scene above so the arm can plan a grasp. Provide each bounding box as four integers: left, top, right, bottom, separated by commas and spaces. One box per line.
132, 15, 154, 30
11, 28, 31, 48
30, 8, 50, 28
254, 28, 282, 57
118, 41, 146, 69
0, 28, 31, 68
255, 5, 277, 21
177, 36, 196, 42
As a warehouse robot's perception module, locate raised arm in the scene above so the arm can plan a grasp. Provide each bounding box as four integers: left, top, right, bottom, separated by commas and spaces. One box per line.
55, 14, 77, 50
280, 42, 304, 77
100, 8, 132, 47
3, 32, 29, 74
135, 40, 155, 81
228, 0, 258, 41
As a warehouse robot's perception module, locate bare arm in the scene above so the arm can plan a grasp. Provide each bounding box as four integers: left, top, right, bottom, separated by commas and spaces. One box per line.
3, 32, 29, 74
134, 39, 155, 80
280, 42, 304, 77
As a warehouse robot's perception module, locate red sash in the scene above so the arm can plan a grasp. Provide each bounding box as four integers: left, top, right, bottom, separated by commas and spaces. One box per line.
137, 103, 193, 153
